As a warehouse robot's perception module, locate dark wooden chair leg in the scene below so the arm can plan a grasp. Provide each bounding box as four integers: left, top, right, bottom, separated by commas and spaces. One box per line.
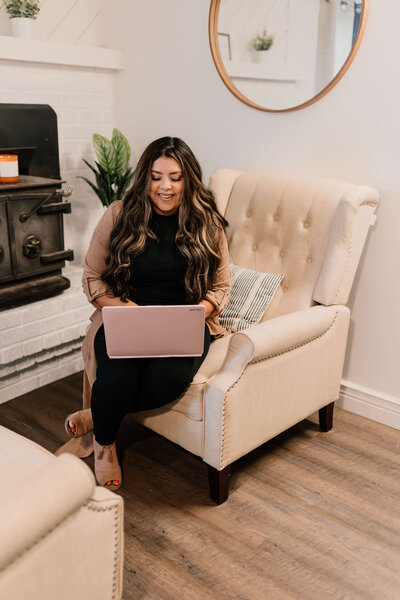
207, 464, 231, 504
319, 401, 335, 432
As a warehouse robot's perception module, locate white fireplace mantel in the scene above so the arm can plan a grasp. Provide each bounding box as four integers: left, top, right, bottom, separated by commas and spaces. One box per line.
0, 35, 124, 70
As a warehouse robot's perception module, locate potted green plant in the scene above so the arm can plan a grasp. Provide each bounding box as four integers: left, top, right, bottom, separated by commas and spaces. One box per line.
79, 129, 134, 208
2, 0, 40, 39
251, 29, 274, 64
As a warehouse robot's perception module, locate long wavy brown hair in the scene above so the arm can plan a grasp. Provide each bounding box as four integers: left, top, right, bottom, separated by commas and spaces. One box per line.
101, 137, 228, 303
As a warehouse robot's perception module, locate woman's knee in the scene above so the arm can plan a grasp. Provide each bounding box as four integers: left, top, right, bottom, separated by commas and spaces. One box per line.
91, 379, 117, 401
95, 361, 139, 387
92, 377, 133, 404
142, 361, 193, 404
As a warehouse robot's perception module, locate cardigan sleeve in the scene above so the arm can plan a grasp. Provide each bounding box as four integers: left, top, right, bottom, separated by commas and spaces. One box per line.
204, 227, 231, 317
81, 201, 123, 308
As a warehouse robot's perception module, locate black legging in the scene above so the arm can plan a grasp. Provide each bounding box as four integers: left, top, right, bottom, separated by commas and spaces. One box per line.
91, 324, 211, 445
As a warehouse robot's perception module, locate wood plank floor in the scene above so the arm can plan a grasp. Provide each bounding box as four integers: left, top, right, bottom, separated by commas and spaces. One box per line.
1, 372, 399, 600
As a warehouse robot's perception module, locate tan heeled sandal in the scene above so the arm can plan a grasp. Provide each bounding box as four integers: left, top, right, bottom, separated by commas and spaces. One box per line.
64, 408, 94, 439
93, 437, 122, 491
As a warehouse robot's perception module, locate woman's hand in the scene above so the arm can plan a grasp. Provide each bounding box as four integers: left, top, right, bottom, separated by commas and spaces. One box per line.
199, 299, 216, 319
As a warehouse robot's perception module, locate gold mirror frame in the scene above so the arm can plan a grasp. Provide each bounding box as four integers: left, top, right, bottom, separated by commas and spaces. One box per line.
209, 0, 369, 113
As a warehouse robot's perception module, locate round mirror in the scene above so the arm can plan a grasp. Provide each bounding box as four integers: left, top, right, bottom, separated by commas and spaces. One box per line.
209, 0, 368, 112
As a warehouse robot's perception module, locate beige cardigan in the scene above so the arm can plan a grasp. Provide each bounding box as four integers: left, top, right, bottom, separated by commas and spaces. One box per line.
80, 201, 231, 404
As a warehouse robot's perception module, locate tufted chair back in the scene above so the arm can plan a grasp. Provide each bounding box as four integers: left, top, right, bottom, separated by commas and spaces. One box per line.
209, 170, 379, 319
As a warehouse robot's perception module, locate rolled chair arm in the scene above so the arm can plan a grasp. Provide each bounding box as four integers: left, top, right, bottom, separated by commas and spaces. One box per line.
0, 454, 95, 570
241, 305, 349, 363
207, 305, 347, 393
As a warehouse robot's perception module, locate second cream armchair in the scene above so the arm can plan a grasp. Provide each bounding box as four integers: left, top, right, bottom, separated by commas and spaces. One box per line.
0, 425, 124, 600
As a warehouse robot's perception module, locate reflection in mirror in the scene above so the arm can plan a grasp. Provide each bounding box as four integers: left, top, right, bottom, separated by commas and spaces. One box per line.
210, 0, 367, 112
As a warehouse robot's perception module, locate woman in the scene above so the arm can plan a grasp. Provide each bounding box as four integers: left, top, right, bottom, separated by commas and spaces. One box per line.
64, 137, 231, 491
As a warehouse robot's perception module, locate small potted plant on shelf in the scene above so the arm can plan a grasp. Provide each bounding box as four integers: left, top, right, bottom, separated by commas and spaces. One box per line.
1, 0, 41, 39
251, 29, 274, 64
79, 129, 134, 208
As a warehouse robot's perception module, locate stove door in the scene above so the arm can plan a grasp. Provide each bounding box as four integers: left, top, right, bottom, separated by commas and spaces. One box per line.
7, 191, 67, 280
0, 200, 13, 282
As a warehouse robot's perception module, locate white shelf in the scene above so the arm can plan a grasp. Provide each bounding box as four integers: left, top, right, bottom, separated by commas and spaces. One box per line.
226, 60, 308, 82
0, 35, 124, 70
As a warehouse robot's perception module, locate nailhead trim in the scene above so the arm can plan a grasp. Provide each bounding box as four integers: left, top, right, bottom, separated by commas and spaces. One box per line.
220, 393, 228, 471
84, 501, 122, 599
360, 200, 377, 208
334, 205, 362, 303
219, 310, 339, 467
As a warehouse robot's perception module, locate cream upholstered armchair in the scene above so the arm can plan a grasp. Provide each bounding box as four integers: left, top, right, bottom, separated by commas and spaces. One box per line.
131, 170, 379, 503
68, 169, 378, 504
0, 425, 124, 600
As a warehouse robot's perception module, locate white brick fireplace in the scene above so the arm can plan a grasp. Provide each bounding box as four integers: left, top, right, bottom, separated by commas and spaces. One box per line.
0, 36, 123, 403
0, 267, 92, 403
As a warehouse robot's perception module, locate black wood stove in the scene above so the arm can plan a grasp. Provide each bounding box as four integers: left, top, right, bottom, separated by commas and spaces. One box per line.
0, 104, 74, 308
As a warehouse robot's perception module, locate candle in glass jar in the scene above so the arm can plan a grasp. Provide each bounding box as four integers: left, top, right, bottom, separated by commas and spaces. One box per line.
0, 155, 19, 184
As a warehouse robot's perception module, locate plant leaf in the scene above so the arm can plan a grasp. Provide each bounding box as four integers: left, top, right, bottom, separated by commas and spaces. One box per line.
80, 159, 114, 206
82, 158, 100, 176
111, 129, 131, 176
77, 176, 108, 207
81, 134, 132, 205
114, 166, 134, 200
94, 160, 108, 176
93, 133, 115, 173
96, 168, 115, 206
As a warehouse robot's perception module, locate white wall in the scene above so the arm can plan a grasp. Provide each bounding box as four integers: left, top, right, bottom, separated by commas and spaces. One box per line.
103, 0, 400, 406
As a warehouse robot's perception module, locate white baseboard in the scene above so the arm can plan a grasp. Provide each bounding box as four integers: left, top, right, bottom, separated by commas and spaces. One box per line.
338, 380, 400, 431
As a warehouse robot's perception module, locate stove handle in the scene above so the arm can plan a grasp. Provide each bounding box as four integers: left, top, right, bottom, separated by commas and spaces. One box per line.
19, 187, 72, 222
38, 201, 71, 215
40, 249, 74, 264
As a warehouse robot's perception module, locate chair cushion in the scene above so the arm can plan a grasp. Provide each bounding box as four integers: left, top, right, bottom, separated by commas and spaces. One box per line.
219, 264, 284, 332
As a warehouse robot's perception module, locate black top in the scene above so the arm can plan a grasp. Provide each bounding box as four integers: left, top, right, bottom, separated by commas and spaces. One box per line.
128, 210, 188, 305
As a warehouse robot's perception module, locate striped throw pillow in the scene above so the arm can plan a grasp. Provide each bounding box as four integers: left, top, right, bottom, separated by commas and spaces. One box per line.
219, 264, 284, 332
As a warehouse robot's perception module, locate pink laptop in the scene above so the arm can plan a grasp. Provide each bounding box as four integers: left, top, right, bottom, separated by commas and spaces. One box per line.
102, 305, 205, 358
